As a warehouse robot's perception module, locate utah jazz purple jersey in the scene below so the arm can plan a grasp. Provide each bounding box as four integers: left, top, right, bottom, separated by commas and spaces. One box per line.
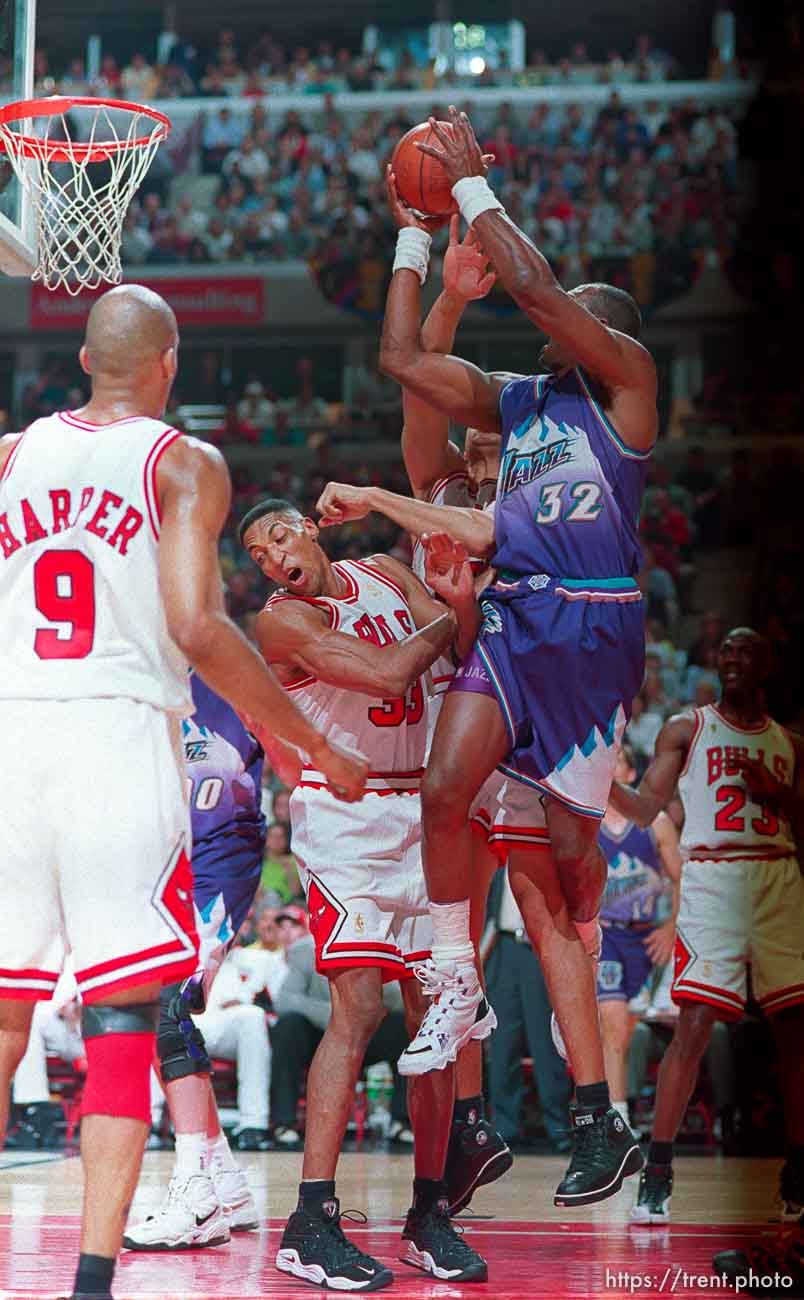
185, 673, 265, 849
184, 673, 266, 966
599, 821, 667, 926
494, 368, 648, 581
451, 365, 651, 818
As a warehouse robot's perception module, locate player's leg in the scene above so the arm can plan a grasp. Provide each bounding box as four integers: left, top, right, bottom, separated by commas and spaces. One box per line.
398, 975, 487, 1283
599, 999, 637, 1123
0, 1001, 37, 1143
76, 980, 164, 1297
402, 689, 509, 1075
276, 965, 394, 1291
446, 831, 512, 1213
507, 844, 642, 1207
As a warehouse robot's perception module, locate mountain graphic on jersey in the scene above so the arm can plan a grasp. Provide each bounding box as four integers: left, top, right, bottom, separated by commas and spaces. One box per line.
185, 673, 265, 848
499, 414, 578, 498
599, 821, 667, 926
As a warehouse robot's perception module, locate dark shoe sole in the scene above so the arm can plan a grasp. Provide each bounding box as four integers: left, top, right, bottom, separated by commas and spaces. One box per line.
449, 1146, 514, 1215
122, 1234, 229, 1251
554, 1143, 644, 1208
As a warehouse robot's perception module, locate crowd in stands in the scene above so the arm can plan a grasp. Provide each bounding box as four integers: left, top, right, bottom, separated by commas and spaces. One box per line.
16, 29, 729, 107
106, 89, 743, 303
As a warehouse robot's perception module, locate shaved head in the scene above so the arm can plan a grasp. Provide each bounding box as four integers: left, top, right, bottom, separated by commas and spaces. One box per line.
82, 284, 178, 380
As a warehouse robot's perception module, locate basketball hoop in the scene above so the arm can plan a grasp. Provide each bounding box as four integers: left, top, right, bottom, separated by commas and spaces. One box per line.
0, 96, 171, 294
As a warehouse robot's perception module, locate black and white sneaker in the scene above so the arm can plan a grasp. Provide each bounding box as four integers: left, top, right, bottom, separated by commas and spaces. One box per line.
398, 961, 496, 1077
275, 1198, 393, 1291
630, 1163, 673, 1224
781, 1163, 804, 1224
446, 1114, 513, 1215
554, 1105, 644, 1208
400, 1199, 488, 1281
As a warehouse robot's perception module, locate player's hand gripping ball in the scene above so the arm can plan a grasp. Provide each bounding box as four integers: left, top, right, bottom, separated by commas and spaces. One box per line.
390, 120, 460, 217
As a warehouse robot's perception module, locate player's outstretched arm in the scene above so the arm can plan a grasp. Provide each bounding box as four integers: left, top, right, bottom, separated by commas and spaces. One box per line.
157, 439, 366, 801
403, 215, 496, 498
316, 481, 495, 559
379, 170, 503, 433
417, 107, 657, 449
256, 597, 456, 700
610, 714, 694, 827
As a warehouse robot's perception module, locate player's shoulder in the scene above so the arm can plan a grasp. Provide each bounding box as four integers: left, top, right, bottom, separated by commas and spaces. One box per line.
0, 431, 23, 474
659, 707, 699, 747
362, 552, 416, 594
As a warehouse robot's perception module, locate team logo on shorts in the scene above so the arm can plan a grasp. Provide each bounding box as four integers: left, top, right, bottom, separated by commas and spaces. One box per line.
480, 601, 502, 635
355, 913, 365, 934
598, 960, 623, 992
528, 574, 550, 592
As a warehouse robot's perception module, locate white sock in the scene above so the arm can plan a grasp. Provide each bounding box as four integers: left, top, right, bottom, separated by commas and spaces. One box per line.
429, 899, 476, 968
207, 1131, 238, 1172
174, 1131, 207, 1178
612, 1100, 630, 1126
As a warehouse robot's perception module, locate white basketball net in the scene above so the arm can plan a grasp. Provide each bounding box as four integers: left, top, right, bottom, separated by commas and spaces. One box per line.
0, 104, 166, 295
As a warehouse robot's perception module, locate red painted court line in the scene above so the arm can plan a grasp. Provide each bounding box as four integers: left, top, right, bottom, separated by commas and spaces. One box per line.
0, 1217, 770, 1299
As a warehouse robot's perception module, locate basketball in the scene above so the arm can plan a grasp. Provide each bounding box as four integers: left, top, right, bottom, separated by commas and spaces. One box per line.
390, 121, 458, 217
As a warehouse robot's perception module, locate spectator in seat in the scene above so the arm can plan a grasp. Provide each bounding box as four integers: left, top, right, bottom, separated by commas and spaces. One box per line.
260, 821, 301, 903
202, 106, 245, 174
270, 919, 411, 1147
211, 401, 260, 446
283, 357, 329, 431
675, 445, 722, 548
121, 52, 157, 102
237, 380, 276, 431
187, 945, 276, 1151
7, 959, 84, 1151
687, 611, 724, 668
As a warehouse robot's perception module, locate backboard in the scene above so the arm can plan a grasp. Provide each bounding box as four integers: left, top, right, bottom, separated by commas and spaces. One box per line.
0, 0, 37, 276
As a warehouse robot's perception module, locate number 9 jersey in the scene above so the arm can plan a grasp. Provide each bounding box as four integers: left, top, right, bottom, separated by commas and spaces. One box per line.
0, 411, 192, 716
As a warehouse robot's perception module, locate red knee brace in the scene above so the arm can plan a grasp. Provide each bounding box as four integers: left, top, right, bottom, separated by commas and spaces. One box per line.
81, 1031, 155, 1124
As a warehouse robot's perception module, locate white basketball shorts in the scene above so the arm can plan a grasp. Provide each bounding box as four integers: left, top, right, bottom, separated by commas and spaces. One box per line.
290, 786, 431, 981
673, 855, 804, 1019
0, 698, 198, 1003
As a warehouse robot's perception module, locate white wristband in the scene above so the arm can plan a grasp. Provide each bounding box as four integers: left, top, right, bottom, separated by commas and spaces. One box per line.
452, 176, 504, 227
392, 226, 432, 285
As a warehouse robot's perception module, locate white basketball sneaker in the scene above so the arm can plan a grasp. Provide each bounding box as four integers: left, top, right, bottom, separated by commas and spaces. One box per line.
398, 960, 497, 1076
123, 1173, 231, 1251
211, 1164, 259, 1232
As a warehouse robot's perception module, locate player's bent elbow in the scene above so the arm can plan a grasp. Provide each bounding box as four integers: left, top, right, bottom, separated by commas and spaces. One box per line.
168, 611, 220, 661
378, 342, 414, 383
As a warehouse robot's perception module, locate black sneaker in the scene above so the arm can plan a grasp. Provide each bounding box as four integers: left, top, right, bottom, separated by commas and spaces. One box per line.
3, 1102, 64, 1151
445, 1115, 513, 1215
233, 1127, 273, 1152
400, 1199, 488, 1281
275, 1198, 393, 1291
781, 1163, 804, 1224
554, 1105, 644, 1208
713, 1222, 804, 1296
630, 1162, 673, 1224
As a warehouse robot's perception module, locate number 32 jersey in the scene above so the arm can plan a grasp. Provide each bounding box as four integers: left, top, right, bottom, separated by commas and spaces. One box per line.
264, 557, 429, 793
678, 703, 796, 861
0, 411, 192, 715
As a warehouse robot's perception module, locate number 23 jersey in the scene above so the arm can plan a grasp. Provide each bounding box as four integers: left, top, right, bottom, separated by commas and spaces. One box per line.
678, 703, 795, 860
0, 411, 191, 715
264, 558, 429, 792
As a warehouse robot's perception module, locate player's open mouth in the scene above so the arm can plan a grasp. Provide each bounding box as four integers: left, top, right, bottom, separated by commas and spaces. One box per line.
287, 567, 304, 586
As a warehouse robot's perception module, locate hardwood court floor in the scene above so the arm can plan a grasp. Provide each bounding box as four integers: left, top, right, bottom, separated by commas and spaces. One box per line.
0, 1149, 787, 1298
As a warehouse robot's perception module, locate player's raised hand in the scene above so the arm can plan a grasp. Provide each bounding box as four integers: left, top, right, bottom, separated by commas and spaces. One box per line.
416, 105, 487, 186
385, 165, 451, 234
443, 214, 496, 301
316, 482, 374, 528
422, 532, 475, 606
314, 738, 369, 803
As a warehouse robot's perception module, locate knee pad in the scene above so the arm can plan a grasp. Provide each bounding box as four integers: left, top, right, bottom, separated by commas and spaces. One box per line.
81, 1002, 159, 1124
156, 980, 211, 1084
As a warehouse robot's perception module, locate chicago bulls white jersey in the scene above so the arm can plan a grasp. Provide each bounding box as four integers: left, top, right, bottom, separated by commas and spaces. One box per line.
678, 703, 796, 860
265, 557, 429, 793
0, 410, 192, 715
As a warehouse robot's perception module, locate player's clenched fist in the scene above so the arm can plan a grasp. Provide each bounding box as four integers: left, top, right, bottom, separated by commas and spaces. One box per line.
310, 735, 368, 803
316, 482, 373, 527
